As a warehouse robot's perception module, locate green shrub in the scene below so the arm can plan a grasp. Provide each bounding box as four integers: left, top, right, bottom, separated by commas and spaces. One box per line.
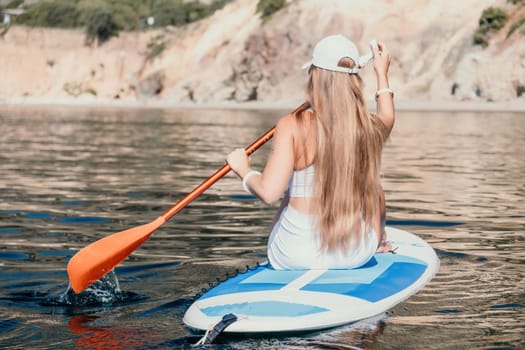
148, 0, 231, 27
76, 0, 110, 26
110, 3, 142, 31
145, 35, 166, 60
256, 0, 286, 22
150, 0, 187, 27
44, 2, 79, 28
507, 0, 524, 4
185, 1, 213, 22
473, 31, 489, 47
16, 0, 79, 27
508, 17, 525, 37
479, 7, 508, 31
84, 8, 120, 45
473, 7, 508, 47
85, 87, 98, 96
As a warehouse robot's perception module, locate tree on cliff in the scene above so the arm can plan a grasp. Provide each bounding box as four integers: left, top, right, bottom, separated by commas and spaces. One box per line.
12, 0, 231, 46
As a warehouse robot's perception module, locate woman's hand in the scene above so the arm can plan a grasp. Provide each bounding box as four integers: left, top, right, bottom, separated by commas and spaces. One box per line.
372, 41, 391, 78
226, 148, 251, 178
376, 240, 393, 253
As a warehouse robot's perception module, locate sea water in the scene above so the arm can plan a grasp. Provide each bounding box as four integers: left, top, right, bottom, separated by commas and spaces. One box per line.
0, 106, 523, 349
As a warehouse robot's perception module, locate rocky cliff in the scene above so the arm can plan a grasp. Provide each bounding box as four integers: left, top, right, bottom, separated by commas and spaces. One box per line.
1, 0, 524, 106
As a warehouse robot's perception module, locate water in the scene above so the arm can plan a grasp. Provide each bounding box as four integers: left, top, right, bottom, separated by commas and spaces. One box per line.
0, 106, 523, 349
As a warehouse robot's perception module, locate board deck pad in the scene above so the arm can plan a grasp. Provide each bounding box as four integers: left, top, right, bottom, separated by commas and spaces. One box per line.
183, 227, 439, 333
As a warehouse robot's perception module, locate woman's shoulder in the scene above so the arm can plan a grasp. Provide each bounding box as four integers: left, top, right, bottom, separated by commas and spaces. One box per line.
277, 109, 314, 130
275, 113, 299, 136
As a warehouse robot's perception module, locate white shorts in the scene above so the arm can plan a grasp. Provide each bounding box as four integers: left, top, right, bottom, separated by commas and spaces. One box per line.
267, 205, 378, 270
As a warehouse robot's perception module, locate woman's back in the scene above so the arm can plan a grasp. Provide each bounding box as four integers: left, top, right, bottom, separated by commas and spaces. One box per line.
287, 111, 318, 215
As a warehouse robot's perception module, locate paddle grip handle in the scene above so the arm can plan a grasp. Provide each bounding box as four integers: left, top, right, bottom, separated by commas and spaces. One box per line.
160, 126, 276, 222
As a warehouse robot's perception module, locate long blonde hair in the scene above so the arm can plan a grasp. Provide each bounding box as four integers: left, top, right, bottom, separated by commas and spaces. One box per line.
295, 58, 388, 252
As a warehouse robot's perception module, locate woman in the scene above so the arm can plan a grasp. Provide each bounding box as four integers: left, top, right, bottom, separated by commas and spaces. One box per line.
227, 34, 395, 270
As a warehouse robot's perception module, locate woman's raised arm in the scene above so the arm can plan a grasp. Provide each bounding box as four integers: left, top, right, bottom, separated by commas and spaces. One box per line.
372, 42, 395, 134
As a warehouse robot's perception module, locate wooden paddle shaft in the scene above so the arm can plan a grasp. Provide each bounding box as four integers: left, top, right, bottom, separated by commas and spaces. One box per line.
160, 126, 276, 222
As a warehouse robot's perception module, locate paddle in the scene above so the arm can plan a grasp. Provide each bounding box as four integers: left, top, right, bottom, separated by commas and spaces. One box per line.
67, 125, 276, 293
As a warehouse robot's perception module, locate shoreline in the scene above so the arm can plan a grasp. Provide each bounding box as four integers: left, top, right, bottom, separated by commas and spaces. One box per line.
1, 98, 524, 113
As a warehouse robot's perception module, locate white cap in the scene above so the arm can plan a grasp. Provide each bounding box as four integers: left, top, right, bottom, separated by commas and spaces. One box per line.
302, 34, 374, 74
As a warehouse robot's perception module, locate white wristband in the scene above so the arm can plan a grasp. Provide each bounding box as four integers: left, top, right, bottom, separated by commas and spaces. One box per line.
242, 170, 261, 194
375, 88, 394, 100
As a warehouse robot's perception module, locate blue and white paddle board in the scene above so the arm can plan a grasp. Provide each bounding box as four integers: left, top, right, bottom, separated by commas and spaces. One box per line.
183, 226, 439, 333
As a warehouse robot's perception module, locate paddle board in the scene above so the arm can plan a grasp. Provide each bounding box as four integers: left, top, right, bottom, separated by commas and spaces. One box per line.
183, 226, 439, 333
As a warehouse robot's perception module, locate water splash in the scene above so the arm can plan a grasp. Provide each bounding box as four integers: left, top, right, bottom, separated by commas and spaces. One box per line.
45, 271, 131, 307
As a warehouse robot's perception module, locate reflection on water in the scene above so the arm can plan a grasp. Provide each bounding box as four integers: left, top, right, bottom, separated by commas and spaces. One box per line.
0, 106, 524, 349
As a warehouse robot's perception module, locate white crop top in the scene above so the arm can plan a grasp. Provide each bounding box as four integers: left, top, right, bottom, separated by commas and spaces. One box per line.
288, 164, 315, 198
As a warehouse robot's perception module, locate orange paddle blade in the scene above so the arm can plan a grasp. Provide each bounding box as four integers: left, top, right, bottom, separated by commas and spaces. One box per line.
67, 216, 166, 293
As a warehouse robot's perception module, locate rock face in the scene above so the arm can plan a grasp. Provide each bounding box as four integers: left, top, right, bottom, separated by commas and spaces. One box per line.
0, 0, 524, 105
